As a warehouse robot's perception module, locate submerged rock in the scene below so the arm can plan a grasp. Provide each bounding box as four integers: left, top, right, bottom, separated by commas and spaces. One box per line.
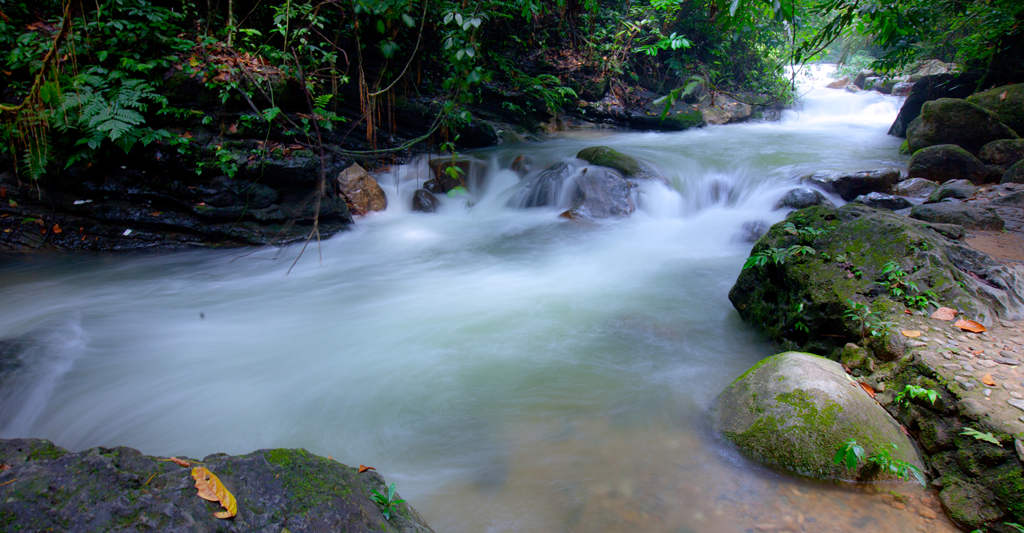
713, 352, 922, 481
774, 187, 834, 210
509, 162, 635, 219
0, 438, 434, 532
801, 169, 900, 201
411, 189, 439, 213
906, 98, 1018, 154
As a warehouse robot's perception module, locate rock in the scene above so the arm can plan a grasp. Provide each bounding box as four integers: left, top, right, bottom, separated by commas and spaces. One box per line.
426, 156, 485, 194
979, 139, 1024, 169
739, 220, 770, 242
774, 188, 835, 210
700, 92, 754, 125
967, 83, 1024, 135
907, 59, 958, 81
894, 177, 940, 198
509, 154, 532, 177
801, 169, 900, 201
939, 482, 1003, 529
910, 203, 1005, 230
713, 352, 923, 481
1016, 439, 1024, 463
891, 81, 915, 97
730, 204, 1024, 354
908, 144, 994, 184
411, 189, 439, 213
827, 77, 850, 89
0, 438, 434, 532
926, 179, 978, 203
889, 73, 981, 137
906, 98, 1019, 154
576, 146, 642, 177
336, 163, 387, 215
851, 192, 912, 210
509, 162, 635, 219
1003, 160, 1024, 184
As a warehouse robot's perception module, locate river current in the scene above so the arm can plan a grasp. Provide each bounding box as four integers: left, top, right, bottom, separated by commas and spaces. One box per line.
0, 67, 959, 532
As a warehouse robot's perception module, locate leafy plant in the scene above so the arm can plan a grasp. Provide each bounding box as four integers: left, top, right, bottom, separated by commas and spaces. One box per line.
894, 384, 939, 407
742, 245, 815, 270
369, 482, 406, 521
961, 427, 1001, 445
834, 439, 925, 486
843, 299, 893, 339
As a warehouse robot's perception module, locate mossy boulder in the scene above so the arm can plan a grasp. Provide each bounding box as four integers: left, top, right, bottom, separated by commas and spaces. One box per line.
576, 146, 642, 177
1003, 160, 1024, 184
0, 439, 434, 532
908, 144, 994, 184
713, 352, 923, 480
979, 139, 1024, 169
906, 98, 1019, 154
926, 179, 978, 203
967, 83, 1024, 135
729, 204, 1024, 355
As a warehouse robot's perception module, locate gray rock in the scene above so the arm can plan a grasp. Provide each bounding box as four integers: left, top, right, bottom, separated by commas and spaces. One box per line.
509, 162, 635, 219
739, 220, 770, 242
411, 189, 439, 213
774, 187, 834, 210
713, 352, 923, 481
926, 179, 978, 203
1003, 160, 1024, 184
801, 168, 900, 201
979, 139, 1024, 169
1009, 398, 1024, 412
891, 81, 914, 97
908, 144, 994, 184
894, 177, 940, 198
851, 192, 912, 210
906, 98, 1019, 154
910, 202, 1005, 230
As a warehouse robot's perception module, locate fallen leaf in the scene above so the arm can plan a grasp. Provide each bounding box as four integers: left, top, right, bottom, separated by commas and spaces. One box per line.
999, 91, 1008, 101
166, 456, 191, 467
901, 330, 922, 338
903, 309, 912, 315
149, 211, 162, 216
52, 224, 62, 234
0, 463, 10, 471
358, 465, 376, 473
858, 381, 876, 398
931, 307, 957, 321
954, 319, 986, 333
191, 467, 237, 519
0, 478, 16, 487
982, 373, 996, 386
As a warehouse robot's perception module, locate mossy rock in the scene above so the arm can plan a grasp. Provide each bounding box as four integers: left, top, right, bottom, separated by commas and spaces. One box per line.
576, 146, 642, 177
908, 144, 993, 184
979, 138, 1024, 169
1003, 159, 1024, 184
906, 98, 1019, 154
713, 352, 923, 480
967, 83, 1024, 135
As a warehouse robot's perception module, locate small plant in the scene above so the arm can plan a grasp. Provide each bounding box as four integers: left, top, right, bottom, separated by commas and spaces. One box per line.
369, 483, 405, 521
742, 245, 815, 270
844, 299, 893, 339
894, 384, 939, 407
879, 261, 938, 311
834, 439, 925, 486
961, 427, 1001, 445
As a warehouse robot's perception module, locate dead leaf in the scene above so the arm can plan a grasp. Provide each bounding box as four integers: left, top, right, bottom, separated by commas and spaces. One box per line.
982, 373, 996, 387
358, 465, 376, 473
954, 319, 986, 333
52, 224, 62, 234
0, 478, 16, 487
858, 381, 876, 398
901, 330, 922, 338
0, 463, 10, 471
931, 307, 957, 321
191, 467, 237, 519
999, 91, 1008, 101
166, 456, 191, 467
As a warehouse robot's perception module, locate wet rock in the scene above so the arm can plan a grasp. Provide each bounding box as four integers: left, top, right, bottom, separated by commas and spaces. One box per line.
908, 144, 994, 184
910, 203, 1005, 230
889, 72, 981, 137
0, 438, 434, 533
509, 162, 635, 219
576, 146, 641, 177
906, 98, 1019, 154
979, 139, 1024, 169
826, 77, 850, 89
337, 163, 387, 215
927, 179, 978, 203
713, 352, 923, 481
894, 177, 940, 198
801, 169, 900, 201
851, 192, 912, 210
967, 83, 1024, 135
774, 188, 834, 210
739, 220, 770, 242
411, 189, 440, 213
509, 154, 532, 177
891, 81, 915, 97
908, 59, 958, 81
425, 156, 486, 194
1003, 160, 1024, 184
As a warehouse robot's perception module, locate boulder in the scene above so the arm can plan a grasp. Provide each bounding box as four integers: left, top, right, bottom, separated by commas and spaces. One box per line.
889, 73, 981, 137
738, 220, 770, 242
907, 59, 957, 81
979, 139, 1024, 169
774, 187, 835, 210
411, 189, 439, 213
576, 146, 641, 177
906, 98, 1019, 154
337, 163, 387, 215
907, 144, 993, 184
730, 204, 1024, 354
894, 177, 939, 198
967, 83, 1024, 135
910, 203, 1004, 230
891, 81, 915, 97
509, 162, 635, 219
827, 77, 850, 89
801, 169, 900, 201
926, 179, 978, 203
0, 438, 434, 532
1004, 160, 1024, 184
851, 192, 912, 210
713, 352, 923, 481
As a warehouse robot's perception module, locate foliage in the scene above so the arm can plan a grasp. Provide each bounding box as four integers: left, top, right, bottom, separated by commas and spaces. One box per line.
743, 245, 816, 270
834, 439, 925, 485
843, 299, 892, 339
369, 482, 406, 521
894, 384, 939, 407
961, 427, 1001, 446
879, 261, 938, 311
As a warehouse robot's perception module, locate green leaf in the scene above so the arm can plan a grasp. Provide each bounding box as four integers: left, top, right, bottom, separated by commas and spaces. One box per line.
401, 13, 415, 27
961, 427, 1001, 445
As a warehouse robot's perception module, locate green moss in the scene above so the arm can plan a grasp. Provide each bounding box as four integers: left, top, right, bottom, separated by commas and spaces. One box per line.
575, 146, 642, 176
27, 442, 66, 461
262, 449, 354, 517
991, 465, 1024, 518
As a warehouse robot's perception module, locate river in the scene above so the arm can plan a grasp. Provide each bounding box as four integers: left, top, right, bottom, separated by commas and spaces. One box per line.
0, 66, 959, 532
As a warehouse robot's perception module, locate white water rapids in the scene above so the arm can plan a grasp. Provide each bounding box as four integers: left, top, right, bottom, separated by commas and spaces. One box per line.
0, 67, 958, 531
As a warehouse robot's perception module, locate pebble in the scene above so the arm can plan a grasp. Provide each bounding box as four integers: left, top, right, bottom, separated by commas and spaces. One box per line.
996, 358, 1021, 366
1001, 351, 1017, 358
955, 376, 975, 390
943, 363, 960, 369
977, 360, 997, 368
1009, 399, 1024, 412
917, 506, 937, 520
1011, 392, 1023, 400
942, 352, 954, 360
984, 389, 992, 398
961, 363, 974, 371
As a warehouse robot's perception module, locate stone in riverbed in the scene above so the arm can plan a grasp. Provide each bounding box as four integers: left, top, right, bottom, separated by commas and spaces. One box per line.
910, 203, 1005, 230
774, 187, 834, 210
801, 168, 900, 201
851, 192, 912, 210
926, 179, 978, 203
713, 352, 923, 481
337, 163, 387, 215
908, 144, 993, 184
576, 146, 642, 177
979, 139, 1024, 169
906, 98, 1019, 154
411, 189, 439, 213
894, 177, 940, 198
1003, 160, 1024, 184
967, 83, 1024, 135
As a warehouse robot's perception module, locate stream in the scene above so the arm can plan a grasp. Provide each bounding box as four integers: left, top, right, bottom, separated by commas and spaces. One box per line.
0, 67, 960, 532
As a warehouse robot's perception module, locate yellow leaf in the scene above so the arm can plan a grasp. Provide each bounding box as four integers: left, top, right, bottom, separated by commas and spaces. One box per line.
954, 318, 986, 333
982, 373, 996, 387
900, 330, 921, 338
191, 467, 237, 519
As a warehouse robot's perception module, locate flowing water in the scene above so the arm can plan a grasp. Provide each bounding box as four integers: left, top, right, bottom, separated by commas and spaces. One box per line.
0, 67, 959, 532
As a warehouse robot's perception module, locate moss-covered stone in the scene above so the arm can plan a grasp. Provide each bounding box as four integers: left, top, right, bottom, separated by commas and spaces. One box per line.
575, 146, 642, 177
967, 83, 1024, 135
908, 144, 993, 184
906, 98, 1019, 154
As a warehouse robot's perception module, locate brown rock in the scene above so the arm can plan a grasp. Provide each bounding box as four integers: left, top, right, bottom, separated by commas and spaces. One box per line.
337, 163, 387, 215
